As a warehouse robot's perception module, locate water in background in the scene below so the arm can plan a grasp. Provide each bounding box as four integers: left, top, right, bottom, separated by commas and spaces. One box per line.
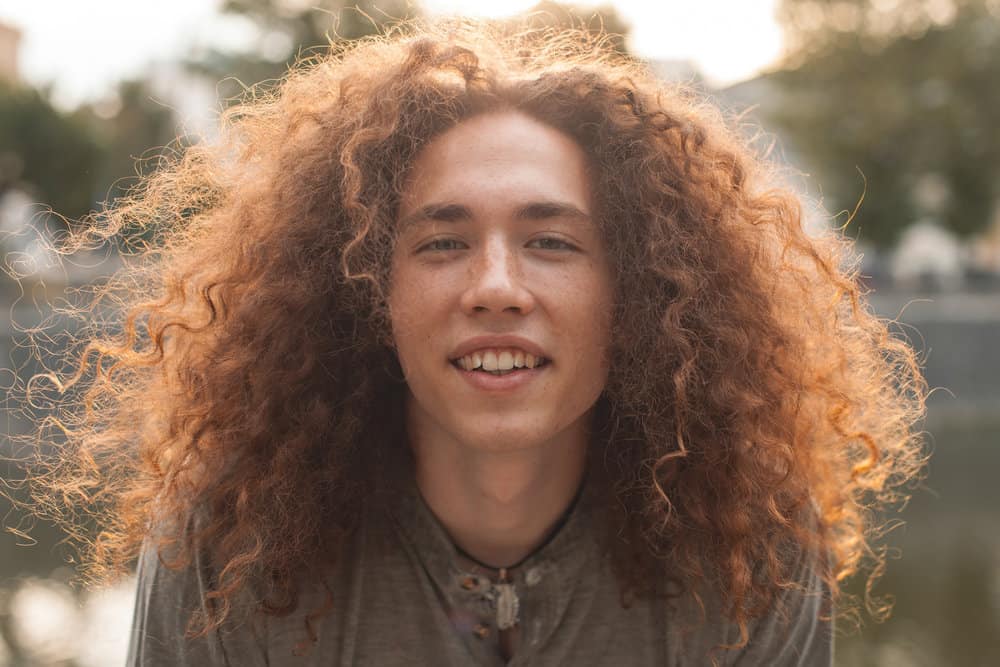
2, 290, 998, 665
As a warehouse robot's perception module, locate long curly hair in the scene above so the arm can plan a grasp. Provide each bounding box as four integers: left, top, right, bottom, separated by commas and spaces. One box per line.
12, 19, 926, 652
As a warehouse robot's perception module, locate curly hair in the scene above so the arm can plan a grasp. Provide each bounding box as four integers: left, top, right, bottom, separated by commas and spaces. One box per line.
12, 18, 926, 653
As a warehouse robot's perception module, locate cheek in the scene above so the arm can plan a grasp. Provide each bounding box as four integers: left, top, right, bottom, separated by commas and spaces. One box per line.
387, 280, 446, 381
576, 277, 614, 342
559, 289, 614, 382
387, 265, 429, 335
388, 305, 426, 361
387, 302, 419, 368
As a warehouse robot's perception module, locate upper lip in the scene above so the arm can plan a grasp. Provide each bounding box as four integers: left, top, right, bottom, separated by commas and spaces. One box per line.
450, 335, 549, 361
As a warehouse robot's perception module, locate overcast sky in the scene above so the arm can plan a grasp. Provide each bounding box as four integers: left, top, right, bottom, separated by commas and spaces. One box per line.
0, 0, 784, 109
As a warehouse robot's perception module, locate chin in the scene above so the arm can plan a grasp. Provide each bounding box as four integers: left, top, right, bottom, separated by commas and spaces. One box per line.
448, 412, 584, 453
459, 428, 550, 452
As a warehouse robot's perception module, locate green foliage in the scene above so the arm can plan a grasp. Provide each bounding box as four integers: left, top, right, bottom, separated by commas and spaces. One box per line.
81, 80, 180, 205
222, 0, 418, 44
777, 0, 979, 63
767, 0, 1000, 248
0, 83, 105, 220
515, 1, 631, 55
190, 0, 421, 102
191, 1, 632, 103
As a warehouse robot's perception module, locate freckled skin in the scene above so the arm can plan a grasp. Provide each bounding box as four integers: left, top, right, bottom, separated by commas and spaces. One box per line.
388, 111, 615, 454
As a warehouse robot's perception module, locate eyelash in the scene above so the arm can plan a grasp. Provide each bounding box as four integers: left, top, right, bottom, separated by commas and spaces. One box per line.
420, 238, 466, 252
417, 237, 579, 253
528, 237, 576, 251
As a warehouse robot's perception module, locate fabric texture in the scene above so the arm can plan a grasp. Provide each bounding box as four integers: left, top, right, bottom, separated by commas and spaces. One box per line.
127, 474, 833, 666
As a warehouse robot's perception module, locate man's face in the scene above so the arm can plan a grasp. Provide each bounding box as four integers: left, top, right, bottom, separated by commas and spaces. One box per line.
388, 111, 614, 453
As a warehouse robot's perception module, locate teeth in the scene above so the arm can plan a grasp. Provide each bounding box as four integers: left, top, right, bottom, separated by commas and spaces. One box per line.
498, 350, 514, 371
453, 348, 546, 372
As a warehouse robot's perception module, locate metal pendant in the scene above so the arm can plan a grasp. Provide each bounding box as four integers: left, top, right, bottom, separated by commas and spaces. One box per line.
494, 581, 520, 630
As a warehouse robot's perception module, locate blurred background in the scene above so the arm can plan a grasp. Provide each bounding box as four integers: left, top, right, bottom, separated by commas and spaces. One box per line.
1, 1, 998, 665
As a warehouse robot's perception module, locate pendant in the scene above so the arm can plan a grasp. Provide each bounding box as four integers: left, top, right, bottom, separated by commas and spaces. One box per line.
493, 567, 520, 630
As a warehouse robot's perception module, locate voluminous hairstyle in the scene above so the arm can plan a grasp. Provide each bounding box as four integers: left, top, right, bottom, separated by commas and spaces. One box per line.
13, 19, 926, 652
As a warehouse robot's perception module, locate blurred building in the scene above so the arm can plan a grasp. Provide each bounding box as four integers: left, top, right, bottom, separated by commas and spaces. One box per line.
0, 21, 20, 81
890, 219, 966, 290
720, 73, 1000, 288
969, 200, 1000, 276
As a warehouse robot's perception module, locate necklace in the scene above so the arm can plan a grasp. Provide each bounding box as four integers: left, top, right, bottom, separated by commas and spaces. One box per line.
453, 549, 525, 630
450, 480, 585, 631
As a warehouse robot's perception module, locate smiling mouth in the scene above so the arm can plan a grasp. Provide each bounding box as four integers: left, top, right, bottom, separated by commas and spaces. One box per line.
450, 348, 550, 375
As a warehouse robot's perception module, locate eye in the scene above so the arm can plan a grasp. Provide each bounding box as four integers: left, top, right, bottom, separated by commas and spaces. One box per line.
527, 236, 578, 251
418, 238, 467, 252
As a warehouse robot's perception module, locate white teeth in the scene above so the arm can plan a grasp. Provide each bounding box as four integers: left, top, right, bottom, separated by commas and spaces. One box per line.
454, 348, 546, 372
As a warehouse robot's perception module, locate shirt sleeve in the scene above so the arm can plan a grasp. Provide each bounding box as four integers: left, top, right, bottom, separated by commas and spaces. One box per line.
126, 536, 269, 667
730, 545, 834, 667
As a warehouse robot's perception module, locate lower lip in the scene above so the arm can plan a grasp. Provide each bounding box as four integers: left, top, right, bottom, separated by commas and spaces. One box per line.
452, 364, 546, 392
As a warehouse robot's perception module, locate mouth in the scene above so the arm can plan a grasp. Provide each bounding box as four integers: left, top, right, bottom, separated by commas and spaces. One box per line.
449, 348, 551, 376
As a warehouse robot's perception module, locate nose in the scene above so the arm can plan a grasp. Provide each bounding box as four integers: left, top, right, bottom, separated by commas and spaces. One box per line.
459, 236, 535, 315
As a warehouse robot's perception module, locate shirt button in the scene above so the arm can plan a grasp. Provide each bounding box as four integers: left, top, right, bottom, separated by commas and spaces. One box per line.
473, 623, 490, 639
525, 567, 542, 586
461, 576, 478, 590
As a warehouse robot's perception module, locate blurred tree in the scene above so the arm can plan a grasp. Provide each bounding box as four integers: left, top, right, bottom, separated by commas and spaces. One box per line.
78, 79, 180, 206
767, 0, 1000, 247
777, 0, 974, 64
102, 80, 177, 201
69, 79, 182, 250
190, 0, 421, 102
514, 1, 631, 55
0, 83, 105, 221
190, 1, 632, 103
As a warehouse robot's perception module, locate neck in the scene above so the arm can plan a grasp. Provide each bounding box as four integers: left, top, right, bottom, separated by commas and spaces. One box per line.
408, 413, 590, 570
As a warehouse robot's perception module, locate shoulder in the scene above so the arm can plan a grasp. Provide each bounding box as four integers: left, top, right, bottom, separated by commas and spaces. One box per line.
127, 501, 402, 666
126, 514, 269, 667
664, 541, 833, 667
737, 543, 833, 666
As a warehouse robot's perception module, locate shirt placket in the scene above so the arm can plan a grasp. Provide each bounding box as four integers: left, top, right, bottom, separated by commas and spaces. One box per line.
389, 472, 600, 666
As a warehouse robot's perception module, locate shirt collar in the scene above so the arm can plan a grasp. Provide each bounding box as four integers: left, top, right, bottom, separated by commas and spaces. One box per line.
386, 469, 603, 650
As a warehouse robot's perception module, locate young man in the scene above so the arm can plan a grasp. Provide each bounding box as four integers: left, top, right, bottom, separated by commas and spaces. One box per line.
26, 20, 926, 667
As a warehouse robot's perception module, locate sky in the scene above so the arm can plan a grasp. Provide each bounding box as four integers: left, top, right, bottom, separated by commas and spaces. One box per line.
0, 0, 784, 109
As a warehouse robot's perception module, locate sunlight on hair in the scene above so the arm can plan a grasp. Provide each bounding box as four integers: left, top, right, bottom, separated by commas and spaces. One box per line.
5, 19, 927, 661
423, 0, 541, 18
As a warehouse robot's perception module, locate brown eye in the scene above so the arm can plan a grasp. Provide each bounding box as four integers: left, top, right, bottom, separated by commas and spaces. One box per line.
420, 238, 466, 252
528, 237, 576, 251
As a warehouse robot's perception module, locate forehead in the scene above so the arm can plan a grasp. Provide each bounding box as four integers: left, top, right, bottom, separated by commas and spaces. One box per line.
398, 111, 594, 220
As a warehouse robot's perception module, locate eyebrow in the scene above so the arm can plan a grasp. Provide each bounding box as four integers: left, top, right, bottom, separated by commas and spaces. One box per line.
397, 200, 593, 230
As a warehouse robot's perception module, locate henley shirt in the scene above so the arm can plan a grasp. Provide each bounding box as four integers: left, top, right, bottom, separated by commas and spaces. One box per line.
127, 473, 833, 666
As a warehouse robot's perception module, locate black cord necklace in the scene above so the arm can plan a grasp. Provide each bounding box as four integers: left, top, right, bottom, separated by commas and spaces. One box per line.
451, 473, 587, 575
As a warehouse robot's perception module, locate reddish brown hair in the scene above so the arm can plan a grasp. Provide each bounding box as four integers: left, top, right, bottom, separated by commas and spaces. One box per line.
14, 19, 926, 652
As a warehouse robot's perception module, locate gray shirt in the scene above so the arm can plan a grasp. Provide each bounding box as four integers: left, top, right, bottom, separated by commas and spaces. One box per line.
127, 475, 832, 666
